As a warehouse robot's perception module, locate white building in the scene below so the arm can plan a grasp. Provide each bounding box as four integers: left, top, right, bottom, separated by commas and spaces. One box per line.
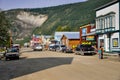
95, 0, 120, 52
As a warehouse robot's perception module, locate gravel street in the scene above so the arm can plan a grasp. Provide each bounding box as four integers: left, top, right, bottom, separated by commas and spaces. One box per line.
0, 48, 120, 80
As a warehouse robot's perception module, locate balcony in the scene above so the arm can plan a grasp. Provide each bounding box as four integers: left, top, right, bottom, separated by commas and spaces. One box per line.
96, 27, 115, 34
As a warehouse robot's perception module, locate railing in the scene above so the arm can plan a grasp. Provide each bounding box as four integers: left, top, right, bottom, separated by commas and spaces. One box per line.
96, 27, 115, 34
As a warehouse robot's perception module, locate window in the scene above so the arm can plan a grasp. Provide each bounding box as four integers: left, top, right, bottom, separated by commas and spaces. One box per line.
109, 16, 112, 27
96, 12, 115, 30
112, 38, 118, 47
82, 28, 87, 35
100, 39, 104, 47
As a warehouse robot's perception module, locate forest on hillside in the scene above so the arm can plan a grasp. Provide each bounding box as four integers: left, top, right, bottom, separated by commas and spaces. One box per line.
6, 0, 112, 35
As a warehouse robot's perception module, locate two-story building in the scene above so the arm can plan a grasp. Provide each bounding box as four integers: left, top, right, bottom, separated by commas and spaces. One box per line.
80, 24, 97, 46
95, 0, 120, 52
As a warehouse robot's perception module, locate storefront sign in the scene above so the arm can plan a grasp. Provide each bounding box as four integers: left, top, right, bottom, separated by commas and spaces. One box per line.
86, 36, 95, 40
82, 41, 91, 45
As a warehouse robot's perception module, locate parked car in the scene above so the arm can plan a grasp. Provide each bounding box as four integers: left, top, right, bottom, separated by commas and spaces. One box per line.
56, 45, 66, 52
5, 47, 20, 60
74, 44, 95, 55
65, 48, 73, 53
12, 44, 21, 52
61, 45, 67, 52
0, 50, 6, 60
33, 44, 43, 51
48, 44, 59, 51
61, 46, 73, 53
53, 45, 60, 51
48, 44, 55, 51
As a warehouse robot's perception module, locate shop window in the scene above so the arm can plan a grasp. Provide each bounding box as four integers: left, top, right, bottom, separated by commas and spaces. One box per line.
112, 38, 118, 47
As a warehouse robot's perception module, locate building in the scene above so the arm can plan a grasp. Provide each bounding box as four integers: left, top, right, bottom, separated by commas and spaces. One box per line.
80, 24, 97, 46
30, 34, 52, 48
61, 32, 80, 49
95, 0, 120, 52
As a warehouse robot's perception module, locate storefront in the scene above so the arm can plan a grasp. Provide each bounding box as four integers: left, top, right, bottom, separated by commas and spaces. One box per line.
80, 24, 97, 46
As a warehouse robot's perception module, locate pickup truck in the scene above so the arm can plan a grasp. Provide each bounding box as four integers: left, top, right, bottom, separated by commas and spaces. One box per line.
74, 44, 96, 55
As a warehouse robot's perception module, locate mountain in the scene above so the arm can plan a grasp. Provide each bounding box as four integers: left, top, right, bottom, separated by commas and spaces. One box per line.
5, 0, 113, 41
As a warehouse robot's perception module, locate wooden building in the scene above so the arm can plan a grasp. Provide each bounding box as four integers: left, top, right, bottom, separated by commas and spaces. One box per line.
61, 32, 80, 49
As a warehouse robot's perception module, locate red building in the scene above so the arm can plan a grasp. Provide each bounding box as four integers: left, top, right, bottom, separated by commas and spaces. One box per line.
80, 24, 98, 47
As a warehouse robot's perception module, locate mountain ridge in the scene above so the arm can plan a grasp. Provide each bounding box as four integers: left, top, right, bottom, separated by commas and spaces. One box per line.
5, 0, 113, 42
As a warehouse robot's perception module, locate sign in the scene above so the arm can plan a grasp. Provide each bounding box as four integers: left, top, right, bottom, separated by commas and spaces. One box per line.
82, 41, 91, 45
32, 35, 42, 43
86, 36, 95, 41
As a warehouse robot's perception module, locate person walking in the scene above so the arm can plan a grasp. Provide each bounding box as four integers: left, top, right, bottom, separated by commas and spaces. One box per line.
98, 46, 104, 59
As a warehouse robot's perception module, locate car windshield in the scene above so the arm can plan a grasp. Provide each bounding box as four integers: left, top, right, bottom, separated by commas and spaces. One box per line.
36, 45, 42, 47
8, 48, 18, 52
61, 45, 66, 47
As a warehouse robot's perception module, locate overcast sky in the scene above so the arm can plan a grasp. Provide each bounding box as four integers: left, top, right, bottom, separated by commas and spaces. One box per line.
0, 0, 87, 10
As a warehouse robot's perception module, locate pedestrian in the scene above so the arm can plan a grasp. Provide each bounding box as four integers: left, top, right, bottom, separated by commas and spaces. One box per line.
98, 46, 104, 59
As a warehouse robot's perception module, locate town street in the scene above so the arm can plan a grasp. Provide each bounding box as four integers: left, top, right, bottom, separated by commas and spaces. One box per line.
0, 48, 120, 80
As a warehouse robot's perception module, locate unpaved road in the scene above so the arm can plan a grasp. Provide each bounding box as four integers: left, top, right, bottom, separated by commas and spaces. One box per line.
0, 48, 120, 80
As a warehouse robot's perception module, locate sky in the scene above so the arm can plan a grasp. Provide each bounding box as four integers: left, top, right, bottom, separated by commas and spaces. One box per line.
0, 0, 87, 10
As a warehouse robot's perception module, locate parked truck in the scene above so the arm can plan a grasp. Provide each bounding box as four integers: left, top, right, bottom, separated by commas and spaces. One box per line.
74, 44, 96, 55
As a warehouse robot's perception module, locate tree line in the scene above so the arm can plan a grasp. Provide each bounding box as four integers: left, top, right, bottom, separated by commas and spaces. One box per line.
0, 11, 11, 47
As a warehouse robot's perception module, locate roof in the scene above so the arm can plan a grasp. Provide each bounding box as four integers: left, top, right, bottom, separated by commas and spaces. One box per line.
62, 32, 80, 39
95, 0, 119, 11
54, 32, 79, 41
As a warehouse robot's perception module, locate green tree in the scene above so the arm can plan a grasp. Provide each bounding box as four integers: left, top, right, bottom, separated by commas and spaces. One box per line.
0, 11, 11, 47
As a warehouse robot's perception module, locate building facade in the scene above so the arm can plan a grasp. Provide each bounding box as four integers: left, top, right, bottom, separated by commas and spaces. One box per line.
54, 32, 80, 44
80, 24, 97, 46
61, 32, 80, 49
95, 0, 120, 52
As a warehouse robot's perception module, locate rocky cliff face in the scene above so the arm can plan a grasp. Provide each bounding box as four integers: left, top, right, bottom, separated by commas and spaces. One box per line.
17, 11, 48, 27
9, 11, 48, 40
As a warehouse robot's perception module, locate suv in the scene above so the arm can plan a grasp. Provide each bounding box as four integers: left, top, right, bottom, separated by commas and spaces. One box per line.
5, 47, 20, 60
75, 44, 95, 55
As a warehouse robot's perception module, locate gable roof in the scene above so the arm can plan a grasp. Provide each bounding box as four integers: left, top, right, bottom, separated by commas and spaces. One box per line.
62, 32, 80, 39
55, 32, 79, 41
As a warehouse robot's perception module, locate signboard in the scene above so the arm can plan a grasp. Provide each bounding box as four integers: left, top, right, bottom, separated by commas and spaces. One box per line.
112, 38, 118, 47
82, 41, 91, 45
86, 36, 95, 41
32, 35, 42, 43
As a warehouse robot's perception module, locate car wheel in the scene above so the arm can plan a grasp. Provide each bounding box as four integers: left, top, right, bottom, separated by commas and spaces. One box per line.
17, 56, 19, 59
5, 57, 8, 61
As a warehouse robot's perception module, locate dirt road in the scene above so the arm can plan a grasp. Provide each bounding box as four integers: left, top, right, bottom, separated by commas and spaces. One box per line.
0, 48, 120, 80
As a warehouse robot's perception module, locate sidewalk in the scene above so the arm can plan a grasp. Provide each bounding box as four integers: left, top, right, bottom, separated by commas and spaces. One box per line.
103, 52, 120, 62
103, 52, 119, 56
